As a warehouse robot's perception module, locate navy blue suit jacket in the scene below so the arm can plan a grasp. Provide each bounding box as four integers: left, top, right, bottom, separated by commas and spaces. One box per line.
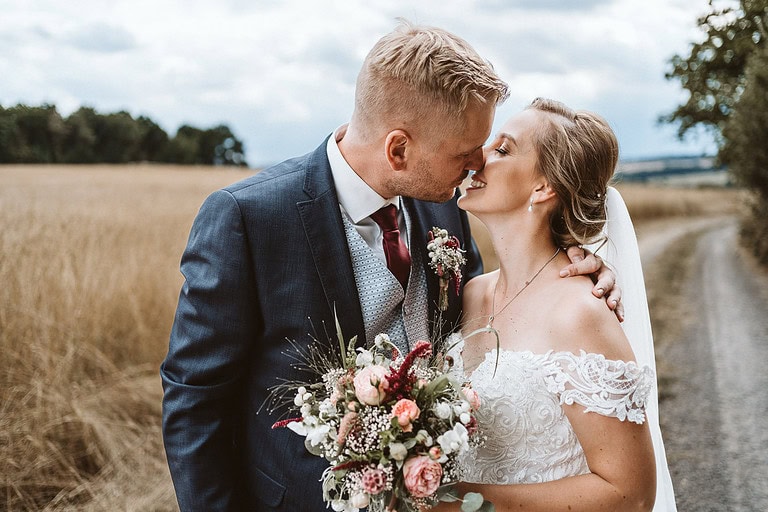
160, 138, 483, 511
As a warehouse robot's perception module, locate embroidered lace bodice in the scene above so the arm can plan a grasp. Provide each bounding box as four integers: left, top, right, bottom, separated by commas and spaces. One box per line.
450, 338, 654, 485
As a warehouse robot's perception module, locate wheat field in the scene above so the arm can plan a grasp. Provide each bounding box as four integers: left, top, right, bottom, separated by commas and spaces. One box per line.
0, 165, 743, 511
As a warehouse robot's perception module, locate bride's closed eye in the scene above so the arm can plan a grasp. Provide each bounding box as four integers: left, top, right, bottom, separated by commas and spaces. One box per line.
494, 144, 509, 155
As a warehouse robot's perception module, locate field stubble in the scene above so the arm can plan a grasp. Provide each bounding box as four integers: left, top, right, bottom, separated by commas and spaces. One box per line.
0, 166, 745, 511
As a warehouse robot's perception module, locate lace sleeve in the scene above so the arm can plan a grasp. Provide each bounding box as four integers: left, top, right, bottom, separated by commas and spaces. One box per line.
543, 351, 655, 424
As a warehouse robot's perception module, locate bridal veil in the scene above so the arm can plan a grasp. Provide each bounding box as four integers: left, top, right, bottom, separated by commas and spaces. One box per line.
589, 186, 678, 512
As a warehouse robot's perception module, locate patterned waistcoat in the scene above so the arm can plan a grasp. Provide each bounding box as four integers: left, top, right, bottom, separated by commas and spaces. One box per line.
341, 208, 430, 355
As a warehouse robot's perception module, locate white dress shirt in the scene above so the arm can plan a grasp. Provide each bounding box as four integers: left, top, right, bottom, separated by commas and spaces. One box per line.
326, 125, 409, 263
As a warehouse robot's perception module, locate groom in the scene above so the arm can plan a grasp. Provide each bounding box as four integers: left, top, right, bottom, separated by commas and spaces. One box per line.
161, 20, 615, 512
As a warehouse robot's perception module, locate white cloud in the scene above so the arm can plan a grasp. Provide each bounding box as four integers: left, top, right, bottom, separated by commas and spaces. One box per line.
0, 0, 718, 165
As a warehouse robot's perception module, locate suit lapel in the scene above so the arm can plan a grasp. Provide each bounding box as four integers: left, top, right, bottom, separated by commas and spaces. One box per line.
297, 141, 366, 345
405, 196, 466, 339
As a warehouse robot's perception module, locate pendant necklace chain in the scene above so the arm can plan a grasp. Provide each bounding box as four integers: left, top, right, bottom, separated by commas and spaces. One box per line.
487, 247, 561, 329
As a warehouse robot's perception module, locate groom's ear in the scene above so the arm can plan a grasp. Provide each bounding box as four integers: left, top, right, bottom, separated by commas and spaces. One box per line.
385, 130, 410, 171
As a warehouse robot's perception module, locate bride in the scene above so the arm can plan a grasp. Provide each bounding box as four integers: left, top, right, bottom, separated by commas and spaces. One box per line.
434, 98, 676, 511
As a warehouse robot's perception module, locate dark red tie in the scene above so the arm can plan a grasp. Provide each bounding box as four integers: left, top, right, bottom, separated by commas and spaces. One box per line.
370, 205, 411, 289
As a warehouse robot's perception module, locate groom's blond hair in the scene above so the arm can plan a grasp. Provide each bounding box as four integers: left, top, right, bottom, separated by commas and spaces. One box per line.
352, 19, 508, 145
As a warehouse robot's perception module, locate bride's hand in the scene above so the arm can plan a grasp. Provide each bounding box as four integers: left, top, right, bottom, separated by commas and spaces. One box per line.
560, 246, 624, 322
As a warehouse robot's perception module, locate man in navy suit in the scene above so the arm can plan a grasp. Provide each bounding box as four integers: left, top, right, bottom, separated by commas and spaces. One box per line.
161, 20, 618, 511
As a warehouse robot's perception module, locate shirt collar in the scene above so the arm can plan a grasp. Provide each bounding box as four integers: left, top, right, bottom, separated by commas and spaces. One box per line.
326, 124, 400, 223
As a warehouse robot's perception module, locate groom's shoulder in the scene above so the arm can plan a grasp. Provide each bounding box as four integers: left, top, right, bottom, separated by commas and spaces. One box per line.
224, 153, 313, 197
223, 142, 329, 197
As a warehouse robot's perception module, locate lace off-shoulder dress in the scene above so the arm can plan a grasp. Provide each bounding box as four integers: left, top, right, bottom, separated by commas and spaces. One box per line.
453, 339, 655, 484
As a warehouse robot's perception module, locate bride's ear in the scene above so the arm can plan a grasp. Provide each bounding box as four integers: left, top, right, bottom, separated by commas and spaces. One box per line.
531, 182, 557, 205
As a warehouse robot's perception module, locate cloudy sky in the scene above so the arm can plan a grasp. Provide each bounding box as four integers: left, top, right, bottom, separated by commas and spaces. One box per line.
0, 0, 719, 167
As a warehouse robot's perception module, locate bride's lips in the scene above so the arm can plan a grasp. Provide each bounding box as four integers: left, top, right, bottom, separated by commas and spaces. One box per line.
466, 175, 487, 190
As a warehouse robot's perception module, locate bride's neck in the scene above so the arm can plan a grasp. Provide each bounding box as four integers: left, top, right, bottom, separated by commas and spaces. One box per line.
483, 215, 559, 290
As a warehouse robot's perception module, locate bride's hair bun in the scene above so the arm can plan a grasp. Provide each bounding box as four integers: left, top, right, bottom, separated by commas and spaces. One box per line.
527, 97, 617, 248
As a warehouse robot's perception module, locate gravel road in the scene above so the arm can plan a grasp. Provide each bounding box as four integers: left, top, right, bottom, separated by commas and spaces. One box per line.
640, 217, 768, 511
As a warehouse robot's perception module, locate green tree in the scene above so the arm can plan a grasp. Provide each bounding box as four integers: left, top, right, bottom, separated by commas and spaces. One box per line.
720, 43, 768, 263
8, 104, 66, 163
136, 116, 169, 162
665, 0, 768, 266
662, 0, 767, 141
92, 111, 143, 163
165, 124, 246, 166
0, 102, 246, 165
205, 125, 247, 166
0, 106, 21, 163
165, 125, 203, 164
62, 107, 99, 163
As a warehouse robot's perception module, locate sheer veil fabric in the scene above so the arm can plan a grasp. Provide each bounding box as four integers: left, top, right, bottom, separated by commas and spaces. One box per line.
588, 186, 678, 511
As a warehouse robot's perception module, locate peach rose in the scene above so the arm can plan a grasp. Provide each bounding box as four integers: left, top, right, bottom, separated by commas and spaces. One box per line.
392, 398, 420, 432
461, 386, 481, 411
353, 365, 389, 405
403, 455, 443, 498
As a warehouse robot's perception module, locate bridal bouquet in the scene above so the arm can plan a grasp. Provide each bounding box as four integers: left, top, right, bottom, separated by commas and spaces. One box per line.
271, 320, 488, 512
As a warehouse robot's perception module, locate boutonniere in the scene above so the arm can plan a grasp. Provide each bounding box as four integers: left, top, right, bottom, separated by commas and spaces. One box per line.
427, 227, 466, 311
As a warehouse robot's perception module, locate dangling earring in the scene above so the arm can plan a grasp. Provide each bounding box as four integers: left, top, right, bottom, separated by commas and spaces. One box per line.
527, 197, 534, 212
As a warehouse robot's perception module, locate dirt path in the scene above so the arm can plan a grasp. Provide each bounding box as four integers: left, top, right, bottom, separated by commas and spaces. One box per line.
638, 216, 768, 511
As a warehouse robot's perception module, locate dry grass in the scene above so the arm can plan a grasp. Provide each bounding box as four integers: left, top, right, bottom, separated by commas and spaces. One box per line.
1, 165, 248, 511
0, 165, 744, 511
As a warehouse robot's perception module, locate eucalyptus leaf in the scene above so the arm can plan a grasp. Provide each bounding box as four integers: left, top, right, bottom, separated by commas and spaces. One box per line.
478, 501, 496, 512
460, 492, 484, 512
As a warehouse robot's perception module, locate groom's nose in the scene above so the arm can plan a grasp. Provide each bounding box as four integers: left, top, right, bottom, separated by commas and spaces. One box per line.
466, 146, 484, 172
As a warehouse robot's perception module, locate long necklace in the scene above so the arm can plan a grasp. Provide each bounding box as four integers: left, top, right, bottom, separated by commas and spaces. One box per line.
487, 247, 561, 329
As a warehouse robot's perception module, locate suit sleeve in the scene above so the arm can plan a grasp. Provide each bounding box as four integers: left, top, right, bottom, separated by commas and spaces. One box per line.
160, 189, 260, 511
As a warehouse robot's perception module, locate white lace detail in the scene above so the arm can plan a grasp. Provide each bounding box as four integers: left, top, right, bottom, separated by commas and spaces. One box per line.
544, 350, 653, 425
449, 339, 654, 485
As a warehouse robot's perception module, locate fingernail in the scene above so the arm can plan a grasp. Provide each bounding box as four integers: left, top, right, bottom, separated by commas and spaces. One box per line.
559, 269, 569, 277
596, 288, 605, 297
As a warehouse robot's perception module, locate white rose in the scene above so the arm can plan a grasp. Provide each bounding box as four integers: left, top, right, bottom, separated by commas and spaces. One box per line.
389, 441, 408, 461
350, 493, 370, 508
434, 402, 452, 419
355, 349, 374, 367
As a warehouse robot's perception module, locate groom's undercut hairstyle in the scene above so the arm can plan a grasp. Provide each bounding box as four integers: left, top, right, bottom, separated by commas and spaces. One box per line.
527, 97, 619, 249
352, 18, 509, 145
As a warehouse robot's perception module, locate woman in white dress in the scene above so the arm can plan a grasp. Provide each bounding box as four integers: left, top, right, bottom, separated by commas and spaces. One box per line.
433, 98, 675, 511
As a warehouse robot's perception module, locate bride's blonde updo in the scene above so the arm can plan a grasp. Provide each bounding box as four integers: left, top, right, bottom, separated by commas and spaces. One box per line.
526, 97, 618, 248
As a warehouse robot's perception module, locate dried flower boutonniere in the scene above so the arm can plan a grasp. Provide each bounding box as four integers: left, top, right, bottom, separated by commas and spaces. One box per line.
427, 227, 466, 311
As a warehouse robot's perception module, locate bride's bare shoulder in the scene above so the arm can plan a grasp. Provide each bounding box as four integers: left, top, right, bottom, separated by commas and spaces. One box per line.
548, 276, 635, 361
463, 271, 494, 302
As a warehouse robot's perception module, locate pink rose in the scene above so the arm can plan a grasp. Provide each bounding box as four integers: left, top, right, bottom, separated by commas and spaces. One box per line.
428, 446, 442, 460
461, 386, 481, 411
391, 399, 420, 432
402, 455, 443, 498
353, 365, 389, 405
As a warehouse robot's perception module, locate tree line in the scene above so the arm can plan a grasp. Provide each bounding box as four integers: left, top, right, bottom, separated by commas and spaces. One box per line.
0, 104, 247, 166
664, 0, 768, 265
